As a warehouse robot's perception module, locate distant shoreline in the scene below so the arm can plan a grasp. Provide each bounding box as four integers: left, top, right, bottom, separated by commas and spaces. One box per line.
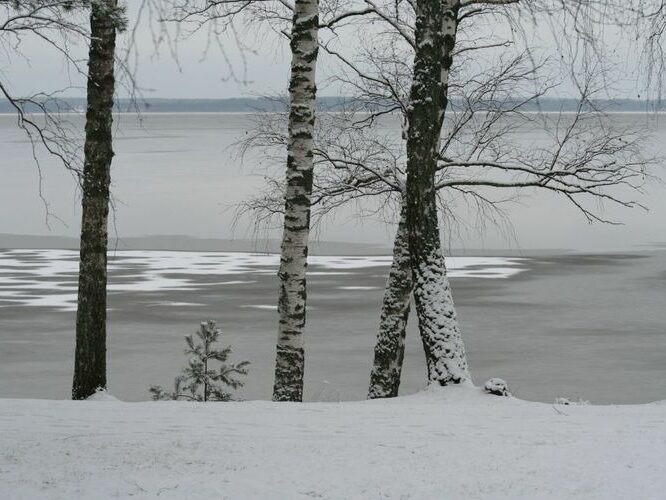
0, 233, 588, 256
1, 110, 664, 116
2, 96, 664, 114
3, 235, 661, 256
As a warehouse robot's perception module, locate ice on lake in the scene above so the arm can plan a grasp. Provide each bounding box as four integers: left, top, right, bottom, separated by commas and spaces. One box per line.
1, 248, 666, 406
0, 249, 525, 311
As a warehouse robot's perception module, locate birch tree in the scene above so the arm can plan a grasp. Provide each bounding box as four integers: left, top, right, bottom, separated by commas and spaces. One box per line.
273, 0, 375, 401
160, 0, 372, 401
400, 0, 467, 386
271, 0, 320, 401
365, 0, 653, 392
156, 0, 320, 401
1, 2, 140, 399
72, 0, 126, 400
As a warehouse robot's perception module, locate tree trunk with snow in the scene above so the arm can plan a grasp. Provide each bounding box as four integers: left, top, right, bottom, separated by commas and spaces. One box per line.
272, 0, 319, 402
368, 203, 412, 399
404, 0, 470, 386
72, 0, 118, 400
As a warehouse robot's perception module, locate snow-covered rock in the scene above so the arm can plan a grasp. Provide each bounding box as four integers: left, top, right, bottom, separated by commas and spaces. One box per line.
484, 378, 511, 397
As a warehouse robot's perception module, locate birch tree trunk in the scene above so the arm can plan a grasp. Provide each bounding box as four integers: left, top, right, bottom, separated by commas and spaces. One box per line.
404, 0, 470, 386
72, 0, 117, 400
368, 203, 412, 398
272, 0, 319, 402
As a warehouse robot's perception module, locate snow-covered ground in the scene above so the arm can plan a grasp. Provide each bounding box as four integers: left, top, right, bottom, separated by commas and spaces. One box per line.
2, 387, 665, 499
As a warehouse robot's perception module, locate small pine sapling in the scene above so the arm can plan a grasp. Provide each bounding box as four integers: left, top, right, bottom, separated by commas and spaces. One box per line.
150, 321, 249, 402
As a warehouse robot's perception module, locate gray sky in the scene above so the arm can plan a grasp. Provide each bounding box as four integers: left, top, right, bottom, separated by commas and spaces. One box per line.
1, 2, 650, 101
2, 3, 665, 252
5, 3, 319, 99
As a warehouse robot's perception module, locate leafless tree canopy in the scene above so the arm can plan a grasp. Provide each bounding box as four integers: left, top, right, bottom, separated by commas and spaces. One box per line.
234, 1, 654, 243
0, 1, 92, 174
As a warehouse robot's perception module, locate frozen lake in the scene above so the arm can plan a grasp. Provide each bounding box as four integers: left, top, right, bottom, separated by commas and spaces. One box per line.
0, 247, 665, 404
1, 111, 665, 404
2, 112, 665, 250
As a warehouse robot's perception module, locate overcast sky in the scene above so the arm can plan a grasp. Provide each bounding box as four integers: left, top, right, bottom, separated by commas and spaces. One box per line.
1, 3, 651, 101
2, 4, 665, 251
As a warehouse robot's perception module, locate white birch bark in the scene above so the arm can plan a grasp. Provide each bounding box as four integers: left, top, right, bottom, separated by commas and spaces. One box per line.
272, 0, 319, 402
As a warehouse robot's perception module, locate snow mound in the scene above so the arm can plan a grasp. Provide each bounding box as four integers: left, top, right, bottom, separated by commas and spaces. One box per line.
85, 389, 120, 402
484, 378, 511, 397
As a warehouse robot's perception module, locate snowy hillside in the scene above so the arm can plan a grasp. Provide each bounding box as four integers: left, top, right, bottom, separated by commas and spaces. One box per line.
2, 386, 665, 499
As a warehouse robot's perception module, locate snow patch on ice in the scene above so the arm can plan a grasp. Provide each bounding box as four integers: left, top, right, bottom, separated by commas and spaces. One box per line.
0, 250, 527, 311
149, 301, 205, 307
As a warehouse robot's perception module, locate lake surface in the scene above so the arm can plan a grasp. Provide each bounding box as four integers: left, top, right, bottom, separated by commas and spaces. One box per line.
0, 247, 665, 404
1, 112, 666, 404
1, 112, 665, 250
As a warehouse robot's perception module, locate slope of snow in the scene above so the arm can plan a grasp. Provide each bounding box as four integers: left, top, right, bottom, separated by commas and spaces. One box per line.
1, 386, 665, 499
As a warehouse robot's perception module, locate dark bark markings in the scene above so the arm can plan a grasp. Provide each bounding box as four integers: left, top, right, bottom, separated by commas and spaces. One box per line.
273, 0, 319, 402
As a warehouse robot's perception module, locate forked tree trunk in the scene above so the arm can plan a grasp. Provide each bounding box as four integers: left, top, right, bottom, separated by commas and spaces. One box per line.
72, 0, 117, 400
273, 0, 319, 402
404, 0, 470, 386
368, 203, 412, 398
